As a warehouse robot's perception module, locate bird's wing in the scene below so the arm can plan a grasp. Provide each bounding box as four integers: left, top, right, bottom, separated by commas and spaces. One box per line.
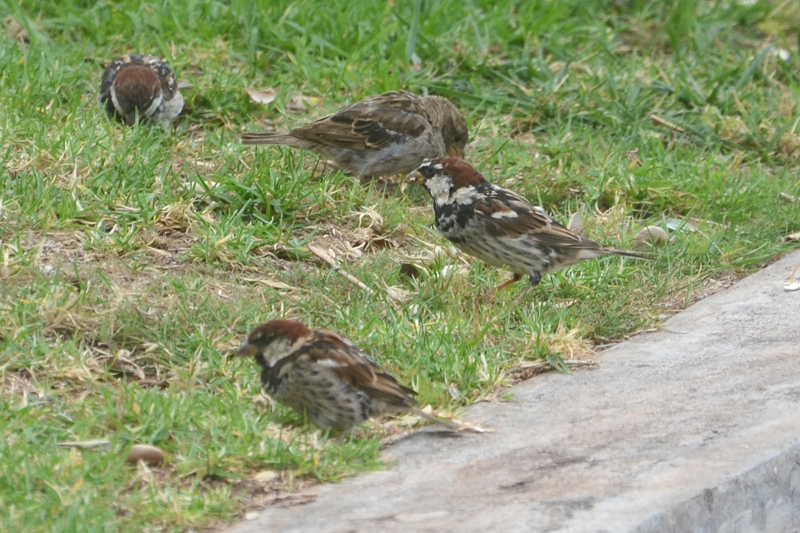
472, 186, 603, 249
290, 91, 433, 150
307, 330, 417, 406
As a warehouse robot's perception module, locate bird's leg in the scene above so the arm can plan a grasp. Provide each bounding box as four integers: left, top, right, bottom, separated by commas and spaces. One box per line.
334, 427, 356, 445
495, 273, 524, 291
480, 274, 522, 303
510, 273, 541, 305
506, 272, 542, 305
479, 273, 522, 304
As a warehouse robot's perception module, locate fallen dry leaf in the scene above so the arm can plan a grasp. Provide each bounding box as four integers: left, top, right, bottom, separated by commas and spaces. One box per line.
253, 470, 278, 483
287, 94, 318, 113
383, 284, 411, 304
246, 87, 277, 106
4, 16, 28, 43
665, 218, 697, 232
783, 231, 800, 243
567, 211, 588, 239
779, 192, 797, 204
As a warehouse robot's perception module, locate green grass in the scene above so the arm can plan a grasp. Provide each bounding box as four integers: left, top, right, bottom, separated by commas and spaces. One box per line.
2, 0, 800, 530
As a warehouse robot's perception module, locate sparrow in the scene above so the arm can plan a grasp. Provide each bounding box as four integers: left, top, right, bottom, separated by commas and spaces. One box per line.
236, 320, 459, 432
241, 91, 468, 178
407, 158, 651, 289
98, 54, 184, 127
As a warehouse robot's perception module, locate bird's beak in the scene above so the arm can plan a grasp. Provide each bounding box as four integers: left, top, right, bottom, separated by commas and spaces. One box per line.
406, 170, 425, 186
447, 145, 465, 159
235, 340, 258, 357
402, 170, 425, 193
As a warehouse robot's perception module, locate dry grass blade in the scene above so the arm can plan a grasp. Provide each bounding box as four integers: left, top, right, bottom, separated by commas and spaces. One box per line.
785, 263, 800, 292
650, 113, 686, 133
57, 440, 111, 450
308, 243, 373, 293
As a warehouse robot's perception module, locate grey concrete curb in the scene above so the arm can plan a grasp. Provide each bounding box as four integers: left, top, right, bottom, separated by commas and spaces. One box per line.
225, 250, 800, 533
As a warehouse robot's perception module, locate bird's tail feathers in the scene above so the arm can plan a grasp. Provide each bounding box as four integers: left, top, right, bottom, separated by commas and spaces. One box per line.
241, 132, 301, 146
603, 247, 653, 261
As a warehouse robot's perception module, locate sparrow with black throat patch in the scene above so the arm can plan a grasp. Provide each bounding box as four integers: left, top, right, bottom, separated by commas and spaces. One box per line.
407, 158, 651, 290
235, 319, 460, 432
241, 91, 468, 179
99, 54, 184, 127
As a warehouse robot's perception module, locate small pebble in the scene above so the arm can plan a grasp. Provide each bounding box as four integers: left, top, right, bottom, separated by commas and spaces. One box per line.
126, 444, 165, 466
253, 470, 278, 483
632, 226, 669, 251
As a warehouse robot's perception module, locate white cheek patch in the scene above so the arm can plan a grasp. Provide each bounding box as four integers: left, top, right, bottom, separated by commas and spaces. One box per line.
143, 92, 163, 118
110, 86, 124, 116
427, 175, 452, 205
450, 185, 476, 205
264, 336, 308, 367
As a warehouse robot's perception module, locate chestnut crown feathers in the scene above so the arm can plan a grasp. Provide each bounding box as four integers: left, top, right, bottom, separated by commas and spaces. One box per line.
245, 320, 312, 347
413, 157, 487, 188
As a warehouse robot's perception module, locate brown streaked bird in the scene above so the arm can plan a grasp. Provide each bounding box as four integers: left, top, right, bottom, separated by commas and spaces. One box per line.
407, 158, 652, 289
241, 91, 468, 178
98, 54, 184, 127
236, 319, 459, 432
